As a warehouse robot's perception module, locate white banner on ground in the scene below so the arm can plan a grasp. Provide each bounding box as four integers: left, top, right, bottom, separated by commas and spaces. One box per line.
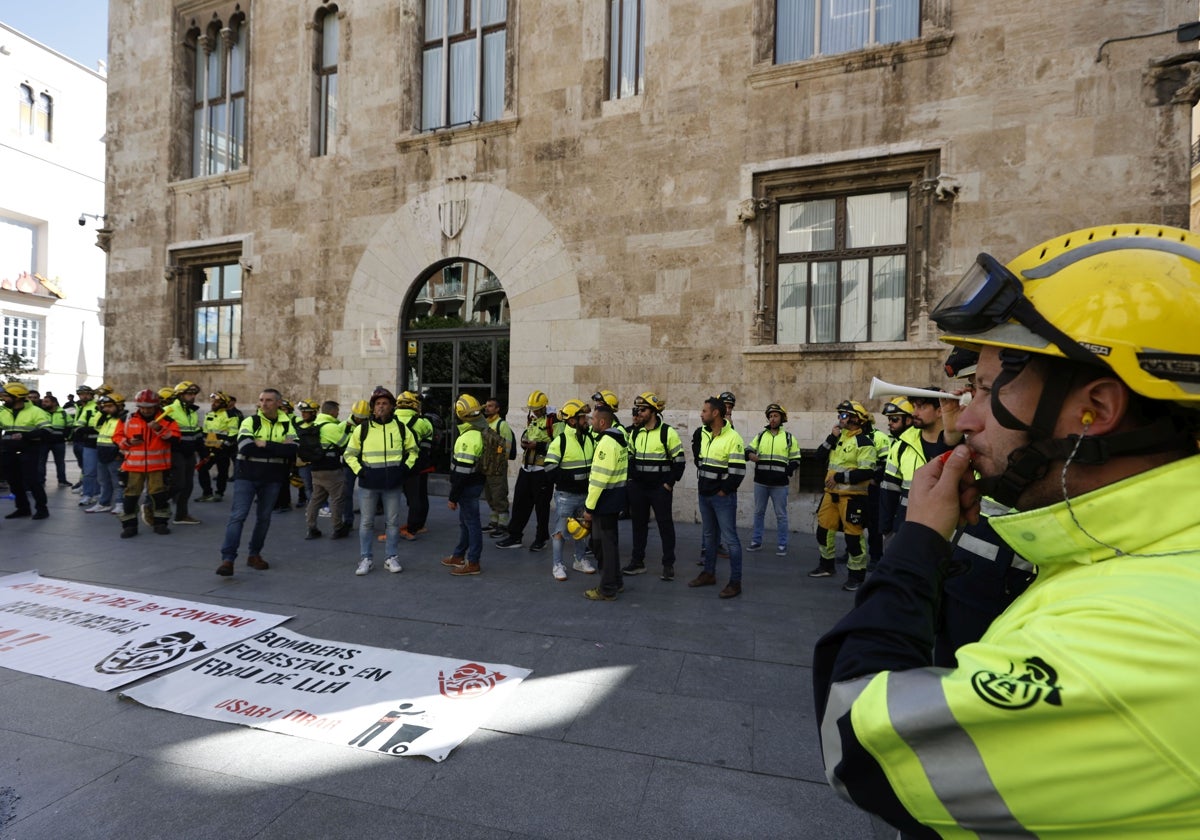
0, 571, 291, 691
122, 626, 531, 762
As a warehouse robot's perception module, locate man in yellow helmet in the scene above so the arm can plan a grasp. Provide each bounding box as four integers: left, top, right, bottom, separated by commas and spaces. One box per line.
815, 224, 1200, 837
808, 399, 877, 589
494, 389, 554, 551
0, 382, 51, 519
444, 393, 488, 576
163, 380, 204, 525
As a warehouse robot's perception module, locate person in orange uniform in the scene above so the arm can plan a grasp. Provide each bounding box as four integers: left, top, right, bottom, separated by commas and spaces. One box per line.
114, 389, 180, 537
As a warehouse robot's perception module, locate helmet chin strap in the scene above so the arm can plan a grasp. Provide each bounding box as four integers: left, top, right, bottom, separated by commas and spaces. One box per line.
977, 350, 1192, 508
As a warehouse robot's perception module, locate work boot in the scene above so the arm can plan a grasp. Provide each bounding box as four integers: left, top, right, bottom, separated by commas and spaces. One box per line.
842, 569, 866, 592
120, 522, 138, 539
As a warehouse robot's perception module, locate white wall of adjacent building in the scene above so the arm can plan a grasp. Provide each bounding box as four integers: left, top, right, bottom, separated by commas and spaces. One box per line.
0, 22, 106, 400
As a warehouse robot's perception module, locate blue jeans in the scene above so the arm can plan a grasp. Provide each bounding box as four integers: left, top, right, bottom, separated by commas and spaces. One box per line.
359, 486, 403, 559
97, 458, 122, 506
699, 492, 742, 583
452, 482, 484, 564
751, 483, 789, 548
221, 479, 282, 562
81, 446, 99, 498
551, 489, 587, 568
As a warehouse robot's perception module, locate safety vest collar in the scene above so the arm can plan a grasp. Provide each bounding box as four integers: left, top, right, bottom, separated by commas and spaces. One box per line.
991, 454, 1200, 572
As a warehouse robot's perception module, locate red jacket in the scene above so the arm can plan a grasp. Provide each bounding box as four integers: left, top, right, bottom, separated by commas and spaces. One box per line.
114, 412, 178, 472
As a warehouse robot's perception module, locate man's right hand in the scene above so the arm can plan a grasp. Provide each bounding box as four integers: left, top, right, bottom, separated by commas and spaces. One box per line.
905, 445, 979, 541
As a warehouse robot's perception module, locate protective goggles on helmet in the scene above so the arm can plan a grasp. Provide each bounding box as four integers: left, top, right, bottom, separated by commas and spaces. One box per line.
932, 254, 1103, 368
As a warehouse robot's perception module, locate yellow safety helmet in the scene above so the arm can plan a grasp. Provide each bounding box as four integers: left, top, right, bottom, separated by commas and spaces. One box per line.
836, 399, 870, 423
935, 224, 1200, 405
280, 399, 293, 413
398, 390, 421, 410
566, 516, 591, 541
558, 398, 588, 421
351, 399, 371, 420
881, 396, 913, 417
634, 391, 666, 412
591, 389, 619, 411
296, 399, 319, 413
210, 391, 230, 406
98, 392, 126, 405
158, 387, 177, 402
1, 382, 30, 399
174, 380, 200, 395
524, 390, 549, 411
764, 403, 788, 422
456, 393, 484, 419
94, 383, 113, 396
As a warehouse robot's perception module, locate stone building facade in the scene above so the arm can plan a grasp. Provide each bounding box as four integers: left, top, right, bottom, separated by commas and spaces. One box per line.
103, 0, 1198, 516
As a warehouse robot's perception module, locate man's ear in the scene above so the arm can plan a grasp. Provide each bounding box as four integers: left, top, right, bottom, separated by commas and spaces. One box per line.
1068, 377, 1130, 435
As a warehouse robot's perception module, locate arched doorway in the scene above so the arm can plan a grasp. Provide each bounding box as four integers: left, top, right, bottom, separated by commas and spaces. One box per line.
401, 258, 510, 471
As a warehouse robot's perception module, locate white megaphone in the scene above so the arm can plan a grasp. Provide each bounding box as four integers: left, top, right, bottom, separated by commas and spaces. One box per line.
868, 377, 972, 406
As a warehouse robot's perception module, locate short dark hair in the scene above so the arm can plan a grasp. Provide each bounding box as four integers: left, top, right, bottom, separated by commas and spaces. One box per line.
321, 400, 340, 414
592, 403, 615, 420
704, 397, 727, 418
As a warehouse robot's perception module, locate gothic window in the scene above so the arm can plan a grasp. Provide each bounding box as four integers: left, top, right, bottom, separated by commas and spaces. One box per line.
314, 5, 339, 156
187, 8, 248, 176
18, 84, 34, 135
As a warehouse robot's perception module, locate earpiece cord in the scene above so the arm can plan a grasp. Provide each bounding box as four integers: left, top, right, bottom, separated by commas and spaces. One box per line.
1061, 428, 1189, 559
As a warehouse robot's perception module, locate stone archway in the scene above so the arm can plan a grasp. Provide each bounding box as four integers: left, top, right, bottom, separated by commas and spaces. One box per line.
327, 182, 586, 406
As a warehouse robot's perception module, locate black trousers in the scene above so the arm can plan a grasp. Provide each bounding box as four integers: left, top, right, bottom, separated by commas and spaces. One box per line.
506, 469, 551, 542
628, 480, 676, 567
2, 447, 47, 514
593, 512, 623, 596
404, 470, 430, 530
170, 448, 197, 518
197, 447, 232, 496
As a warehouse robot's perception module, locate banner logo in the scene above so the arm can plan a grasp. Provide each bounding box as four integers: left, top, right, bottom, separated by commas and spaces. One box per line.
95, 631, 207, 674
438, 662, 508, 698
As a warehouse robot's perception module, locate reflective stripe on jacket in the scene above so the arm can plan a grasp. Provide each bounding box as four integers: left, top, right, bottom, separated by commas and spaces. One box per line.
823, 429, 875, 496
816, 454, 1200, 838
696, 424, 745, 497
747, 427, 801, 487
449, 422, 485, 502
628, 421, 685, 485
235, 412, 298, 483
545, 428, 596, 495
115, 412, 178, 472
344, 418, 417, 490
585, 428, 628, 514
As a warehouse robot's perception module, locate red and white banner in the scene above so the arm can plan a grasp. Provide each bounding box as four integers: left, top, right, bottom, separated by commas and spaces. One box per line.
0, 570, 290, 690
122, 626, 531, 762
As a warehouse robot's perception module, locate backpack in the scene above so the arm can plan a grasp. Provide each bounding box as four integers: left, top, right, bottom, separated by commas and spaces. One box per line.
295, 421, 329, 464
479, 425, 508, 476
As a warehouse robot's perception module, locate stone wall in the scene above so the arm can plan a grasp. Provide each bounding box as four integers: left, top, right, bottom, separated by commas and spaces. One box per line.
104, 0, 1198, 521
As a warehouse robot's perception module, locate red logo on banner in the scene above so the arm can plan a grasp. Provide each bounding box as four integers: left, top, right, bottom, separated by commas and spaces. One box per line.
438, 662, 508, 699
